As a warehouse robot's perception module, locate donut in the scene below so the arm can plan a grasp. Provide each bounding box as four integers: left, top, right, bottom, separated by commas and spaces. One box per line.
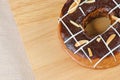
58, 0, 120, 69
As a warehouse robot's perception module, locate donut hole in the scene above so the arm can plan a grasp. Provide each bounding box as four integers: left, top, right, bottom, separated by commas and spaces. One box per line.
85, 17, 111, 37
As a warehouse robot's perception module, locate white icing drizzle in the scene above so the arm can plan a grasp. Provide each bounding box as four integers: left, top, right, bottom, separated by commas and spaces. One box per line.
74, 35, 99, 54
94, 44, 120, 68
64, 30, 83, 43
58, 0, 81, 22
59, 18, 80, 45
58, 13, 68, 22
79, 7, 86, 16
108, 4, 120, 14
58, 0, 120, 68
113, 0, 120, 9
59, 18, 93, 62
79, 0, 87, 6
99, 35, 116, 62
81, 48, 92, 63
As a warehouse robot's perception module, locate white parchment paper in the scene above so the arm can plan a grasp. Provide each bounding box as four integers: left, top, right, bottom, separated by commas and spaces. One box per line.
0, 0, 35, 80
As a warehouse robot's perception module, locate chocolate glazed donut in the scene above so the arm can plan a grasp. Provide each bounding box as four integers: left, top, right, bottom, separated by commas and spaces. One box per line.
58, 0, 120, 69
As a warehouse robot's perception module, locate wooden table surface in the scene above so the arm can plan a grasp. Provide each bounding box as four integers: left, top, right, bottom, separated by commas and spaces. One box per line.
9, 0, 120, 80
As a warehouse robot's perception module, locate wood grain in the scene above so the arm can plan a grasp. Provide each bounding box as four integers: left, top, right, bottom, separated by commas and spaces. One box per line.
8, 0, 120, 80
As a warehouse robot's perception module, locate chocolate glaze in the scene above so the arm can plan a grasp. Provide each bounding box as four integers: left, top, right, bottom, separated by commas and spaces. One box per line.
60, 0, 120, 59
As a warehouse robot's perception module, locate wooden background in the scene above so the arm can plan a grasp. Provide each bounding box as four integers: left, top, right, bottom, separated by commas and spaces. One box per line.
8, 0, 120, 80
